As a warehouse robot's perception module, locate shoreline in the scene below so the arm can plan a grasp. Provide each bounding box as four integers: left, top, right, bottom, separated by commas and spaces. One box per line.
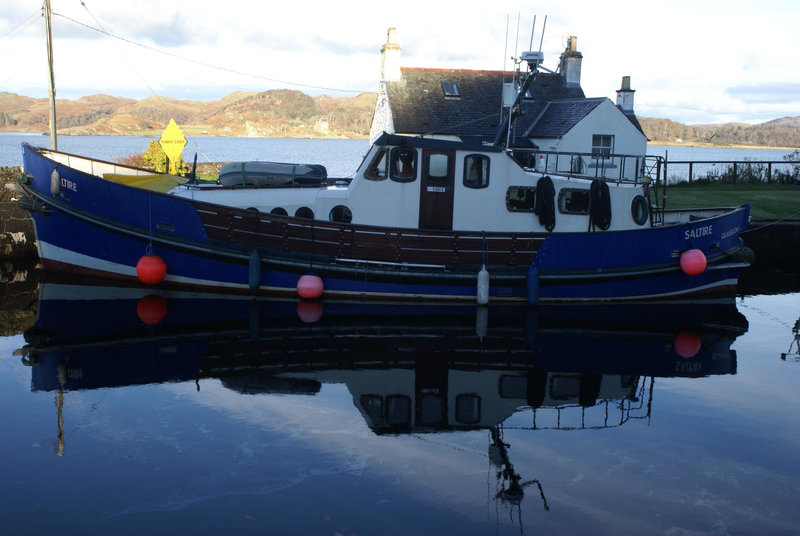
0, 130, 796, 151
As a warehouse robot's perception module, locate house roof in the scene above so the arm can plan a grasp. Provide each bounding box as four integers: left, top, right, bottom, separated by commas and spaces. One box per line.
524, 98, 606, 138
385, 67, 585, 143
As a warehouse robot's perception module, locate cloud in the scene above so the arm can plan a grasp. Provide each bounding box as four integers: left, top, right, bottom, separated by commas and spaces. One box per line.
727, 83, 800, 105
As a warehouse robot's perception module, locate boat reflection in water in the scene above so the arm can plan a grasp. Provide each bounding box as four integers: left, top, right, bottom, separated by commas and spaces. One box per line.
20, 281, 747, 513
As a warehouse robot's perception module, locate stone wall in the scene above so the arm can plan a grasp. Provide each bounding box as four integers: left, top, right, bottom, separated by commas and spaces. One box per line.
0, 201, 37, 259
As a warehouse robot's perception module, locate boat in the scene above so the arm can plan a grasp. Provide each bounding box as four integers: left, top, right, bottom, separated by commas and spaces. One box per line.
16, 51, 753, 303
21, 281, 746, 426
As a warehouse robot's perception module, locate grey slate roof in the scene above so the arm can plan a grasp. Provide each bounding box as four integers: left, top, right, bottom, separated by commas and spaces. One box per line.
524, 98, 606, 138
386, 68, 585, 144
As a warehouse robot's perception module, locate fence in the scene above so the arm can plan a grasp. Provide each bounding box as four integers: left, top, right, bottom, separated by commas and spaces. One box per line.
664, 159, 800, 184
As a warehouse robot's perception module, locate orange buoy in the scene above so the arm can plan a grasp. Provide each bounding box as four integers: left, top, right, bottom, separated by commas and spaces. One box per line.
136, 254, 167, 284
679, 248, 707, 276
137, 294, 168, 325
296, 300, 324, 323
674, 331, 701, 359
296, 274, 324, 299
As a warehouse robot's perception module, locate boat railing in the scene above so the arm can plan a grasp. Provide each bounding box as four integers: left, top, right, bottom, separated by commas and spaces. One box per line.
507, 377, 652, 431
510, 148, 664, 185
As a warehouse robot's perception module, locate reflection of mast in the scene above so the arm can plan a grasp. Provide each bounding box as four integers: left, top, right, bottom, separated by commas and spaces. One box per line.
780, 317, 800, 361
489, 424, 549, 529
55, 359, 66, 456
55, 390, 64, 456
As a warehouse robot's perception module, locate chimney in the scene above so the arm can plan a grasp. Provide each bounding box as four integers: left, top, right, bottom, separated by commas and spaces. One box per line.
380, 27, 402, 82
616, 76, 635, 112
559, 36, 582, 87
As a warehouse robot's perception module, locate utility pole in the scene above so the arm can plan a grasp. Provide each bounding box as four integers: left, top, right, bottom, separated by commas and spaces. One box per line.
44, 0, 57, 150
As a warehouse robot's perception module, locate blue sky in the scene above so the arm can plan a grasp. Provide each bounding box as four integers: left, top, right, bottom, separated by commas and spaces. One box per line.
1, 0, 798, 124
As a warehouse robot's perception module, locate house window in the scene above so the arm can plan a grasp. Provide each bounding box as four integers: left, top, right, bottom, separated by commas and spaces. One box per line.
463, 154, 490, 189
592, 135, 614, 158
441, 81, 460, 98
390, 147, 417, 182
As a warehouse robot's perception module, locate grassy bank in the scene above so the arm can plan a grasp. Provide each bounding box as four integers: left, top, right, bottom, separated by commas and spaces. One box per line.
664, 183, 800, 220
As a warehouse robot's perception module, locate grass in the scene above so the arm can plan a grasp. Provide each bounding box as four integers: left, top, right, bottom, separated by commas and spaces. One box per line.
663, 183, 800, 220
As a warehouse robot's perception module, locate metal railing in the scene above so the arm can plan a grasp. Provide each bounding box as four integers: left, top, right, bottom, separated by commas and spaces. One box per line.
510, 148, 665, 184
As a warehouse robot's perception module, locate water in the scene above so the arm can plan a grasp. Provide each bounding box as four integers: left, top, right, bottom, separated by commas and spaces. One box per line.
0, 269, 799, 535
0, 133, 370, 178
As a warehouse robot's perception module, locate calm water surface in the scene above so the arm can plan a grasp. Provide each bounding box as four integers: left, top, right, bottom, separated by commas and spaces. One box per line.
0, 271, 799, 535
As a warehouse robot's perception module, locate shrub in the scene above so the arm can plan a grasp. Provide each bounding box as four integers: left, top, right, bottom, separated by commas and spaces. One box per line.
116, 140, 188, 175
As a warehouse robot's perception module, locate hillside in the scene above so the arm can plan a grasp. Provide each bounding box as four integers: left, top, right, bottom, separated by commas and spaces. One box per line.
638, 116, 800, 148
1, 90, 798, 147
0, 90, 376, 138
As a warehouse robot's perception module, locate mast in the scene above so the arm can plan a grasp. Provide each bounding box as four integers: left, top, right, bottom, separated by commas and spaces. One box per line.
44, 0, 57, 150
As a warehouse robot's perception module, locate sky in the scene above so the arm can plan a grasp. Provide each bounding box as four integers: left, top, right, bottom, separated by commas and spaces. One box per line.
1, 0, 799, 125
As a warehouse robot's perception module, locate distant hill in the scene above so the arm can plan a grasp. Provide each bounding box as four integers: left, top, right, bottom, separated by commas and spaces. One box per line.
0, 90, 376, 138
638, 116, 800, 149
1, 90, 798, 148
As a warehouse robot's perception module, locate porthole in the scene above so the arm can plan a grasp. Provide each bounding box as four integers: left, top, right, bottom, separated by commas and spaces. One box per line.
329, 205, 352, 223
270, 207, 288, 216
295, 207, 314, 219
506, 186, 535, 212
631, 195, 649, 226
558, 188, 591, 215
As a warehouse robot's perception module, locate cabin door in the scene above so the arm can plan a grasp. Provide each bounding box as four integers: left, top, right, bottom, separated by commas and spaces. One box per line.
418, 150, 455, 230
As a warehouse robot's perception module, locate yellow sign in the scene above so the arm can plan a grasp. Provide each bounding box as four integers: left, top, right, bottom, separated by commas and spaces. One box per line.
158, 119, 186, 174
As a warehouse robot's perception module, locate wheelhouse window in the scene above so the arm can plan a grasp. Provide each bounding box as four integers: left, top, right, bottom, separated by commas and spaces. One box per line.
441, 81, 460, 98
506, 186, 535, 212
390, 147, 417, 182
455, 394, 481, 424
364, 147, 388, 180
558, 188, 591, 214
425, 152, 450, 184
592, 135, 614, 158
463, 154, 490, 189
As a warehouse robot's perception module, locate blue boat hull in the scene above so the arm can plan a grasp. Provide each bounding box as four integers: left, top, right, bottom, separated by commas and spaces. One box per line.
20, 143, 751, 302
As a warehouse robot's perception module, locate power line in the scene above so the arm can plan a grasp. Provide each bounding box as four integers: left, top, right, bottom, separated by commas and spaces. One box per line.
0, 10, 40, 41
52, 11, 375, 95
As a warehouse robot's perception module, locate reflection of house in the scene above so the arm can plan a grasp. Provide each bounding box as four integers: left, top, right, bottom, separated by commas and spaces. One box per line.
369, 28, 647, 161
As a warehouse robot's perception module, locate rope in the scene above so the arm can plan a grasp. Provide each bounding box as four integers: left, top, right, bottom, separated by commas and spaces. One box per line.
740, 208, 800, 234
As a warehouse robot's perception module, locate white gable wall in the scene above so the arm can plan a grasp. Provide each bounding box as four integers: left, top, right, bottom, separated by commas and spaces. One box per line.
528, 99, 647, 180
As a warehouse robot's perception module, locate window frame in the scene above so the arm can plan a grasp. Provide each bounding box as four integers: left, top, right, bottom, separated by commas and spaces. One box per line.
463, 154, 490, 189
441, 80, 460, 98
364, 147, 388, 181
505, 186, 536, 212
390, 147, 418, 183
557, 188, 591, 215
591, 134, 614, 159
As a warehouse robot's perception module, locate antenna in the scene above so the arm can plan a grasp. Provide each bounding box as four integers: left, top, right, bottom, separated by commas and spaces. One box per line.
528, 15, 536, 51
538, 15, 547, 53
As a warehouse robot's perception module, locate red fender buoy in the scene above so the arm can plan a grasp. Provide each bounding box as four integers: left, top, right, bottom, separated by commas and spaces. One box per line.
136, 255, 167, 284
137, 294, 168, 325
297, 274, 324, 299
296, 300, 324, 323
680, 249, 707, 276
674, 331, 701, 359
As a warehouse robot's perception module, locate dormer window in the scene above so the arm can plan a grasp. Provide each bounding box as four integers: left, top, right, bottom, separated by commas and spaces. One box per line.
441, 81, 460, 98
